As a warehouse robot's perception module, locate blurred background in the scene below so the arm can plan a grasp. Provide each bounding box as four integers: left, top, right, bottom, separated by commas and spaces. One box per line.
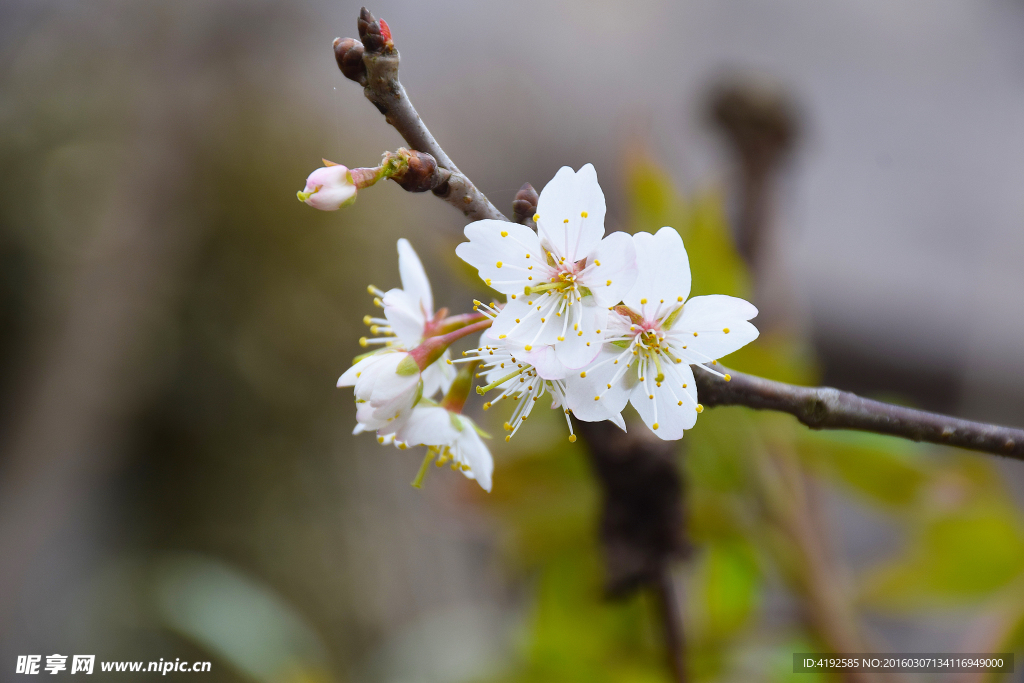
2, 0, 1024, 681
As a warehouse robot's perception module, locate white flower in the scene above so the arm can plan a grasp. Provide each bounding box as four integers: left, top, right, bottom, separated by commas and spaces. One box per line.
362, 239, 455, 398
397, 405, 494, 492
338, 350, 422, 433
455, 164, 637, 369
565, 227, 758, 440
297, 161, 357, 210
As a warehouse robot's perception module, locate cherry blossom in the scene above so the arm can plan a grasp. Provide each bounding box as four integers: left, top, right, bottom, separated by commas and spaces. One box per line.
364, 239, 454, 397
565, 227, 758, 440
455, 165, 637, 368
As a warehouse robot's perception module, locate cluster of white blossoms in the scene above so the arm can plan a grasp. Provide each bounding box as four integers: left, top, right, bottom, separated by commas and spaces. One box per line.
456, 164, 759, 443
319, 163, 758, 492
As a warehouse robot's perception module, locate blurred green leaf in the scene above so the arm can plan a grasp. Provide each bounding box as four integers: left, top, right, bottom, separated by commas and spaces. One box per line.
862, 500, 1024, 608
796, 431, 929, 509
693, 541, 762, 639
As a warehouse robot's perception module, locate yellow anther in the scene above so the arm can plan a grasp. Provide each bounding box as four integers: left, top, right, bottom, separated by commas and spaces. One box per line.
496, 261, 503, 268
682, 383, 687, 388
500, 230, 508, 237
594, 396, 600, 401
483, 402, 491, 410
580, 371, 587, 378
581, 211, 588, 218
712, 360, 717, 365
641, 298, 647, 304
649, 394, 654, 399
693, 332, 698, 337
515, 318, 520, 323
499, 334, 507, 339
569, 434, 577, 442
526, 254, 531, 258
485, 278, 492, 285
578, 331, 583, 336
677, 401, 683, 406
446, 358, 453, 365
724, 374, 732, 382
359, 337, 368, 347
373, 297, 383, 308
511, 294, 517, 299
594, 259, 601, 266
505, 435, 511, 442
533, 213, 540, 222
557, 335, 564, 341
653, 423, 659, 430
524, 345, 532, 351
366, 285, 376, 294
363, 315, 372, 325
696, 404, 704, 413
563, 218, 569, 223
606, 280, 612, 285
377, 436, 384, 443
607, 383, 612, 389
677, 296, 683, 302
723, 328, 730, 333
595, 329, 601, 334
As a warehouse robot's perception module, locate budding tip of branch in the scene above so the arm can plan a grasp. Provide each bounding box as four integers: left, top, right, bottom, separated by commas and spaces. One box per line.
389, 149, 439, 193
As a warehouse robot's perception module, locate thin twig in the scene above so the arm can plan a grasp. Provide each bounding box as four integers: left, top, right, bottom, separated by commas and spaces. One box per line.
696, 368, 1024, 459
337, 9, 508, 223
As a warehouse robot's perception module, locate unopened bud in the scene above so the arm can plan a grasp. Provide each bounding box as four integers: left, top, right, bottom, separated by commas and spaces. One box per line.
358, 7, 385, 53
333, 37, 366, 83
390, 149, 439, 193
512, 182, 539, 224
297, 161, 357, 210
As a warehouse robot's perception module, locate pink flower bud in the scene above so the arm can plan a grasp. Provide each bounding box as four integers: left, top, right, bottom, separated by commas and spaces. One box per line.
297, 161, 357, 210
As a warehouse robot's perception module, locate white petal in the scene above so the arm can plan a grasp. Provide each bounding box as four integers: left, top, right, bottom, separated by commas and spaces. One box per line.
366, 355, 420, 405
337, 353, 378, 388
396, 406, 456, 445
581, 231, 637, 307
350, 352, 396, 399
608, 411, 627, 432
624, 227, 691, 316
629, 362, 698, 440
421, 351, 456, 398
455, 220, 543, 295
563, 345, 635, 422
383, 288, 426, 347
520, 344, 569, 380
671, 295, 759, 361
488, 292, 562, 348
553, 297, 605, 369
396, 238, 433, 315
455, 424, 493, 492
535, 164, 606, 263
356, 393, 416, 433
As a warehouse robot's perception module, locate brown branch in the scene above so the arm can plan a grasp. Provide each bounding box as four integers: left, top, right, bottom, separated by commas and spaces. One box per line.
696, 367, 1024, 459
333, 9, 508, 223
